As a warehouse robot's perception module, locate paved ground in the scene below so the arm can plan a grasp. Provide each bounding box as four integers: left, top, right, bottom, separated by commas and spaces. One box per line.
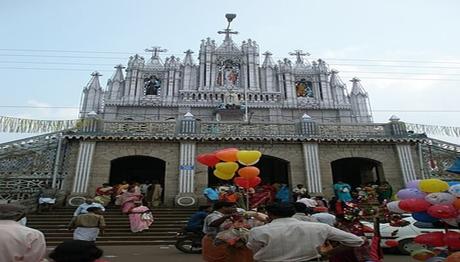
46, 245, 411, 262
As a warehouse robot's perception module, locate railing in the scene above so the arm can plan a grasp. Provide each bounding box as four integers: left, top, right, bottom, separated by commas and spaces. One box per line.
98, 120, 407, 139
425, 137, 460, 153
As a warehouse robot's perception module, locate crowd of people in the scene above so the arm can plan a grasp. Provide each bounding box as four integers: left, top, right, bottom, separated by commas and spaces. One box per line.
195, 180, 397, 261
2, 179, 397, 261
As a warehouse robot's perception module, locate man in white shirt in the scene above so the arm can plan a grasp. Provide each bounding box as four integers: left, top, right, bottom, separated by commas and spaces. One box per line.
311, 210, 337, 226
0, 204, 46, 262
73, 198, 105, 216
292, 202, 317, 222
247, 202, 364, 262
297, 194, 318, 208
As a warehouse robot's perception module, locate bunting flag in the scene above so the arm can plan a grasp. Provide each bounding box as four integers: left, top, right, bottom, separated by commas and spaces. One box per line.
0, 116, 78, 133
406, 123, 460, 138
1, 115, 460, 138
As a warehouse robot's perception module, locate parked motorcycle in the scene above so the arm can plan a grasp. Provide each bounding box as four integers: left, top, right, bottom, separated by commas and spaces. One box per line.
175, 229, 203, 254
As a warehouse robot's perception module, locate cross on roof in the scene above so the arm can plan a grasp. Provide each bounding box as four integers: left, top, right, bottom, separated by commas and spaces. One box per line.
184, 49, 194, 55
91, 71, 102, 77
218, 14, 238, 41
289, 50, 310, 64
145, 46, 167, 58
262, 51, 273, 57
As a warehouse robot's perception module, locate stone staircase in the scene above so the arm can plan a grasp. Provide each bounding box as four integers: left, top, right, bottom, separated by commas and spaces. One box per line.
27, 207, 196, 246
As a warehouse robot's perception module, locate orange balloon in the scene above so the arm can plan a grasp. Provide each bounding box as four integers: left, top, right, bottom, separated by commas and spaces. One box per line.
215, 148, 239, 162
453, 198, 460, 209
238, 166, 260, 179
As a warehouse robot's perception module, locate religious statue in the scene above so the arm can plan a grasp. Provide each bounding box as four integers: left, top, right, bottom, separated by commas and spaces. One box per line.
223, 90, 240, 109
144, 75, 161, 95
216, 61, 239, 87
295, 79, 314, 98
295, 81, 306, 97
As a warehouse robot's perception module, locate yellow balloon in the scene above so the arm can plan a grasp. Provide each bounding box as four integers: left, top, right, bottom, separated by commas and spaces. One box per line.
213, 169, 234, 180
419, 179, 449, 193
237, 150, 262, 166
215, 162, 239, 175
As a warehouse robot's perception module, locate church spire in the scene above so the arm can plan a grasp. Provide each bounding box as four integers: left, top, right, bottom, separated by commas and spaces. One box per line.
111, 64, 125, 82
183, 49, 194, 65
262, 51, 275, 67
350, 77, 367, 96
85, 71, 102, 90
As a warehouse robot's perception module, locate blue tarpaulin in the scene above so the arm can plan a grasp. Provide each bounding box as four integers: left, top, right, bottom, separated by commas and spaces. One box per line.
447, 157, 460, 174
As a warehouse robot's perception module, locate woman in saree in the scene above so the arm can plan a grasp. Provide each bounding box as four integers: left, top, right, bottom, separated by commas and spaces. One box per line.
94, 183, 113, 207
114, 181, 129, 205
128, 201, 154, 232
120, 186, 143, 214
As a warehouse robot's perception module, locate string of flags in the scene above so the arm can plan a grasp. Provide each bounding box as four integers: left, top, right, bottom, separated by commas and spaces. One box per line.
406, 123, 460, 138
0, 116, 78, 133
0, 115, 459, 138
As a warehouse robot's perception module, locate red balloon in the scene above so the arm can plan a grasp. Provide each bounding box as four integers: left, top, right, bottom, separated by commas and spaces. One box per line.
234, 176, 262, 189
248, 176, 261, 188
427, 205, 458, 219
238, 166, 260, 179
196, 153, 220, 167
415, 232, 445, 247
384, 240, 399, 248
444, 231, 460, 250
234, 177, 250, 189
399, 198, 431, 213
215, 148, 239, 162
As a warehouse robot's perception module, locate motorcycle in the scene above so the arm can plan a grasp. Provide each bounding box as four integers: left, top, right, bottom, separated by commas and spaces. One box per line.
175, 229, 203, 254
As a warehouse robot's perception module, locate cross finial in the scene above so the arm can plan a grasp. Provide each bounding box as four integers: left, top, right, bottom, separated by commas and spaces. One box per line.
184, 49, 194, 55
350, 77, 361, 83
91, 71, 102, 77
114, 64, 125, 70
262, 51, 272, 57
218, 14, 238, 41
145, 46, 167, 59
289, 50, 310, 64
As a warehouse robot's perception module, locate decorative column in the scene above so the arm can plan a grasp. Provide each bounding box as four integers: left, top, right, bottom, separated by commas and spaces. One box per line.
72, 141, 96, 193
302, 142, 322, 194
396, 144, 418, 185
175, 112, 198, 206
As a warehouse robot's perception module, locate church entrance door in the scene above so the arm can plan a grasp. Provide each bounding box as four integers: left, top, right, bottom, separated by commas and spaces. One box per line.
331, 157, 383, 189
207, 155, 290, 186
109, 156, 166, 199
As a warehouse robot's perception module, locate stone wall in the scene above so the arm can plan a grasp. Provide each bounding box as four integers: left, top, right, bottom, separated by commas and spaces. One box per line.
62, 138, 421, 206
317, 143, 421, 196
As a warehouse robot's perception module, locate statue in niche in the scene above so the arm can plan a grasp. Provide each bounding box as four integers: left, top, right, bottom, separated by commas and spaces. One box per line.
296, 79, 314, 98
216, 61, 239, 87
222, 90, 240, 109
144, 75, 161, 95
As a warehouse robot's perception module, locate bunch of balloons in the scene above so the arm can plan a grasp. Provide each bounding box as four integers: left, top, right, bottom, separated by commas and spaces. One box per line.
196, 148, 262, 189
386, 178, 460, 255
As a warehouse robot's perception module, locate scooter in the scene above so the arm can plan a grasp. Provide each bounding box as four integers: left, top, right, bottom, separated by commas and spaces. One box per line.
175, 229, 203, 254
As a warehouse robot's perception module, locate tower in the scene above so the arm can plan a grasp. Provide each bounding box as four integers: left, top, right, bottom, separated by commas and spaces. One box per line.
350, 77, 372, 123
79, 71, 104, 118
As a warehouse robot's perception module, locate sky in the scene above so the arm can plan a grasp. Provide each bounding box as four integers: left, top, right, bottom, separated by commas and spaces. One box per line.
0, 0, 459, 143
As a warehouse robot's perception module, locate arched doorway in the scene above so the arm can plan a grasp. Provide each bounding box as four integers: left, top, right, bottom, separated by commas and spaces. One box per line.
331, 157, 383, 189
208, 155, 290, 186
109, 156, 166, 198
